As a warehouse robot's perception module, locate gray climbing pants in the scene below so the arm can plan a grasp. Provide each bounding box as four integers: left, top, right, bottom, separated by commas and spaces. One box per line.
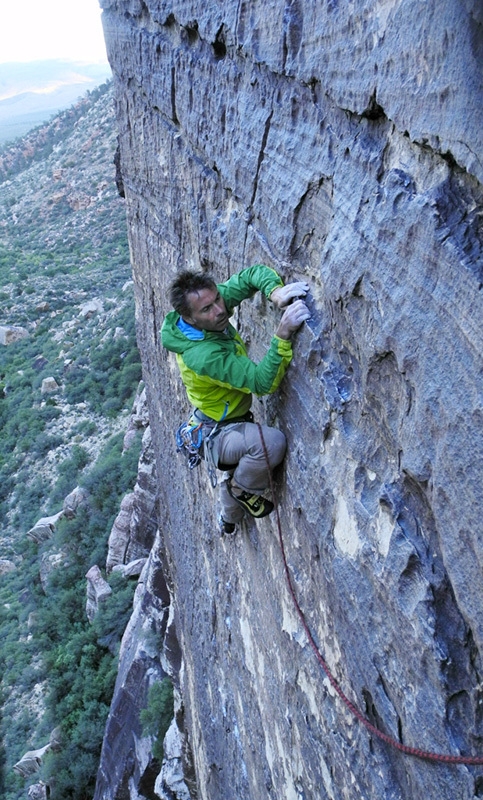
214, 421, 287, 523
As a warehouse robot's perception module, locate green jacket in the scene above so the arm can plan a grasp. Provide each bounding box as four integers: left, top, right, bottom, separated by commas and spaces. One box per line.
161, 265, 293, 421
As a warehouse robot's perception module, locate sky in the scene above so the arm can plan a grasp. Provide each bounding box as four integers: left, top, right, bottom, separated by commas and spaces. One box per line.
0, 0, 109, 65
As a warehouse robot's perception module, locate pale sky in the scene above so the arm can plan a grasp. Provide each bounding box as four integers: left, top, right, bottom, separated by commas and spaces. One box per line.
0, 0, 109, 64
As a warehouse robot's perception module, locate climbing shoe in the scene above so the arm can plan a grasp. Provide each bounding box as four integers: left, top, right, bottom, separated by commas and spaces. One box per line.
227, 482, 274, 518
218, 514, 237, 536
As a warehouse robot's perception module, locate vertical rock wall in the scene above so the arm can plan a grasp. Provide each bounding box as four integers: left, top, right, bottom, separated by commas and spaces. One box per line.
98, 1, 483, 798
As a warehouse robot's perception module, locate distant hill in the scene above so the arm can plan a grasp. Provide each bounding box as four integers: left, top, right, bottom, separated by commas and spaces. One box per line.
0, 60, 112, 144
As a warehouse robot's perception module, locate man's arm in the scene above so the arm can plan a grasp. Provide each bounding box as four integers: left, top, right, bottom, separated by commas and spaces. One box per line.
218, 264, 284, 309
220, 266, 311, 333
184, 334, 293, 396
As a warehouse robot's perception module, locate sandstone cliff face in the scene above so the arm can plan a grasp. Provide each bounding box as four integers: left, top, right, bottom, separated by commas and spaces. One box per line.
98, 2, 483, 798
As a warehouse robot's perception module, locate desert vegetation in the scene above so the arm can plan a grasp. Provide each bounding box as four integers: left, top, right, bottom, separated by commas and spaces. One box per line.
0, 82, 149, 799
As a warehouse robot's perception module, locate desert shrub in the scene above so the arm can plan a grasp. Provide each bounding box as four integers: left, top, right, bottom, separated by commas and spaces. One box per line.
35, 576, 136, 799
81, 431, 142, 519
140, 679, 174, 763
46, 455, 87, 511
92, 571, 138, 649
30, 432, 64, 458
60, 295, 141, 415
72, 419, 97, 437
11, 473, 51, 531
25, 432, 141, 800
0, 81, 146, 800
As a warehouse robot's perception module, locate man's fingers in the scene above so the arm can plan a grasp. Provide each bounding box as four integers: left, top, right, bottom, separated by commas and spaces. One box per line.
283, 282, 310, 301
282, 300, 311, 328
290, 299, 310, 313
276, 298, 311, 339
271, 282, 310, 308
289, 281, 310, 295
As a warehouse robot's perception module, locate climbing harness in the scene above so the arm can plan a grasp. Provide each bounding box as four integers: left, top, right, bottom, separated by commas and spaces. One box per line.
176, 407, 254, 489
256, 422, 483, 767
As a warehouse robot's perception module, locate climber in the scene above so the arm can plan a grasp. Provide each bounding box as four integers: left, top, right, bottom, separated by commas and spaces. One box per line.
161, 264, 310, 535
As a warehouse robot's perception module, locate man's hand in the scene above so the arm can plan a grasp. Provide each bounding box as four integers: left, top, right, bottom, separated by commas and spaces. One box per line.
270, 281, 310, 309
275, 299, 311, 340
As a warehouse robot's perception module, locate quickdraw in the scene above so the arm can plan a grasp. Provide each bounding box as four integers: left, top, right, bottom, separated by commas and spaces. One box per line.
175, 417, 221, 487
175, 420, 204, 470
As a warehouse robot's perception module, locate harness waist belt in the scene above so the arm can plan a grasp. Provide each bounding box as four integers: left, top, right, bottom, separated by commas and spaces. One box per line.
192, 409, 254, 426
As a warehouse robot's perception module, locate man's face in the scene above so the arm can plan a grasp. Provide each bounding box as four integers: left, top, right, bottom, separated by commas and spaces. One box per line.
184, 287, 230, 332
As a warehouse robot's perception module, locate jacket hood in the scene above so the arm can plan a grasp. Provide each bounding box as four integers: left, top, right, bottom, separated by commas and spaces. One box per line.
161, 311, 201, 354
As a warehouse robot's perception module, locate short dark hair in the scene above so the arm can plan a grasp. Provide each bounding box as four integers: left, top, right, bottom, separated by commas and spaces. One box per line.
169, 271, 217, 318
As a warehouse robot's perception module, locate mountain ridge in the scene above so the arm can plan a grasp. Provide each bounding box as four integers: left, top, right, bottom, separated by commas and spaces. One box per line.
0, 60, 112, 144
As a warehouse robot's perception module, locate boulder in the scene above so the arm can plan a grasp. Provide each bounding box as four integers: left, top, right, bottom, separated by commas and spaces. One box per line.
85, 565, 112, 622
106, 493, 135, 570
0, 558, 15, 575
49, 727, 62, 751
62, 485, 89, 519
106, 427, 158, 572
93, 535, 171, 800
27, 511, 63, 543
79, 298, 103, 318
154, 720, 191, 800
111, 557, 147, 578
122, 385, 149, 451
0, 325, 28, 345
39, 552, 67, 593
40, 377, 59, 394
13, 744, 50, 778
28, 783, 48, 800
27, 611, 37, 631
32, 355, 48, 371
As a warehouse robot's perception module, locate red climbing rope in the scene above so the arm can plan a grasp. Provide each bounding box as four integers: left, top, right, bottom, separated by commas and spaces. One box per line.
256, 422, 483, 767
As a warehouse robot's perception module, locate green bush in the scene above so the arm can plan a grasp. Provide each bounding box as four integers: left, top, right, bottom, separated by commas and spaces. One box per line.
81, 431, 142, 519
92, 571, 138, 650
63, 308, 142, 416
140, 679, 174, 763
0, 96, 145, 796
72, 419, 97, 437
11, 474, 51, 531
30, 432, 64, 458
33, 433, 141, 799
48, 446, 91, 508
